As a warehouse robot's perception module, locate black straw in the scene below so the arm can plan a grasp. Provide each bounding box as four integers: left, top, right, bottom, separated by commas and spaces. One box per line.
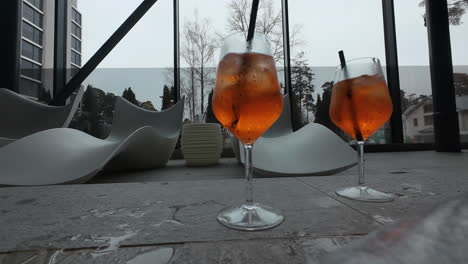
246, 0, 260, 42
339, 50, 346, 68
338, 50, 363, 141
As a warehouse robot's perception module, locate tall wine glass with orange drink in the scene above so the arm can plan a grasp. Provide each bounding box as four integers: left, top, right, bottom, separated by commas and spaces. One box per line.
330, 56, 395, 202
213, 32, 284, 230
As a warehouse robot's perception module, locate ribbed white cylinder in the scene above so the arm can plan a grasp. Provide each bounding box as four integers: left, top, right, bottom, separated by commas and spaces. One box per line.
181, 123, 223, 166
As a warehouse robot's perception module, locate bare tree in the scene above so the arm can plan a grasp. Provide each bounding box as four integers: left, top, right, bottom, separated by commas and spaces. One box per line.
181, 22, 198, 120
225, 0, 302, 64
181, 12, 218, 118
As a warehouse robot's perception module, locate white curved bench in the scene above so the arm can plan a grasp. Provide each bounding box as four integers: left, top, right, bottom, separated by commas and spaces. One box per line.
0, 87, 84, 147
232, 95, 356, 176
0, 97, 185, 186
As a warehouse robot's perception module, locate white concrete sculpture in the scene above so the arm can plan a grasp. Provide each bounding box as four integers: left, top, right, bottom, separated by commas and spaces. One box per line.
0, 97, 185, 186
232, 95, 357, 176
0, 87, 85, 147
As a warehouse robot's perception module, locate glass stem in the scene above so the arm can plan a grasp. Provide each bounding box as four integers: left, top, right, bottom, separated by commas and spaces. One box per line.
244, 144, 254, 204
357, 141, 365, 186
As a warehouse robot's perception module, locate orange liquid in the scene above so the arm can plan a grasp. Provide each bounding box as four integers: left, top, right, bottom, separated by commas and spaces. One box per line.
213, 52, 283, 144
329, 74, 393, 140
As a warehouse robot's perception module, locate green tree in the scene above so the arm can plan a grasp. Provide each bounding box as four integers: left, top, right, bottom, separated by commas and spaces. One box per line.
314, 82, 342, 136
400, 89, 410, 113
290, 51, 315, 127
79, 85, 117, 137
101, 92, 116, 123
419, 0, 468, 25
141, 101, 157, 111
160, 85, 175, 110
304, 93, 315, 122
454, 72, 468, 95
122, 87, 140, 106
81, 85, 102, 137
205, 89, 219, 124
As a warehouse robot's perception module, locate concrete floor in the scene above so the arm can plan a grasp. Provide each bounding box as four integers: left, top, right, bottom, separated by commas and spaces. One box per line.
91, 150, 467, 184
1, 150, 467, 263
91, 158, 245, 184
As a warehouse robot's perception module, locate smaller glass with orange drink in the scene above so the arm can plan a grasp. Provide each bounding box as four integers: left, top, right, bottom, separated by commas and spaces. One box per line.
330, 57, 395, 202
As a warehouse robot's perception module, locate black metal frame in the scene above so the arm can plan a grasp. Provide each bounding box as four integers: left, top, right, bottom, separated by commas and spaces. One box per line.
0, 1, 22, 92
173, 0, 180, 101
53, 0, 68, 105
281, 0, 298, 131
382, 0, 404, 144
9, 0, 460, 151
425, 0, 461, 152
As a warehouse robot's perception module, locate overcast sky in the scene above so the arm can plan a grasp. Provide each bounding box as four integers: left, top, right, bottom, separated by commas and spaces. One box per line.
78, 0, 468, 68
77, 0, 467, 108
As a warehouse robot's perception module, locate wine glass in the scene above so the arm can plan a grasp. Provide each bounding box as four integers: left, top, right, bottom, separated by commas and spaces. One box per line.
212, 32, 284, 230
329, 57, 394, 202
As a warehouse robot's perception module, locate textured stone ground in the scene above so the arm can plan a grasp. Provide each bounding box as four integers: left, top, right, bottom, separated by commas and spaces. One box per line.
1, 151, 466, 263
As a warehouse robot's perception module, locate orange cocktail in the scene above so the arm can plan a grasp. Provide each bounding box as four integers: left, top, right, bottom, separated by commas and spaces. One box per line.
329, 74, 393, 141
213, 52, 283, 145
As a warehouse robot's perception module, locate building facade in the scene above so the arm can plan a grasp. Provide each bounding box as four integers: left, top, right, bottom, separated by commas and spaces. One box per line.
403, 96, 468, 143
19, 0, 82, 100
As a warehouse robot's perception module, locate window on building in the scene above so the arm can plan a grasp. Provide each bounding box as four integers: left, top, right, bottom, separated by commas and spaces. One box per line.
424, 115, 434, 126
72, 23, 81, 39
72, 36, 81, 52
71, 50, 81, 66
22, 21, 43, 46
21, 40, 42, 63
25, 0, 43, 11
21, 59, 42, 81
19, 78, 41, 98
23, 2, 43, 28
72, 8, 82, 25
70, 65, 81, 77
423, 103, 433, 113
413, 118, 418, 127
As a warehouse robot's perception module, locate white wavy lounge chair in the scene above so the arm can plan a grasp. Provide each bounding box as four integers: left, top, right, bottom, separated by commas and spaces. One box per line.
0, 97, 185, 186
0, 87, 85, 147
232, 95, 356, 176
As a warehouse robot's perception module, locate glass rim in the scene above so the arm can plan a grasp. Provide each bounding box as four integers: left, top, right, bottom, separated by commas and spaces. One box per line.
222, 31, 269, 41
334, 57, 381, 70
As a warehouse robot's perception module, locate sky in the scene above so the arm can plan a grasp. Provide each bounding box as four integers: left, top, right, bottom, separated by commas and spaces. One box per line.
78, 0, 468, 68
77, 0, 468, 107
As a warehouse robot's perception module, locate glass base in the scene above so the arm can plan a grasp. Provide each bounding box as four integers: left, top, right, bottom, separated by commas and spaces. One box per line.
336, 186, 394, 202
217, 203, 284, 231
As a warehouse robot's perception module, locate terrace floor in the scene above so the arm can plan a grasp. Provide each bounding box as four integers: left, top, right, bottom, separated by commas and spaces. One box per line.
1, 151, 467, 263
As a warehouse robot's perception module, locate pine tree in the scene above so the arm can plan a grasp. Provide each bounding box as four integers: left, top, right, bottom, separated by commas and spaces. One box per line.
160, 85, 175, 110
315, 82, 342, 136
290, 52, 315, 128
122, 87, 140, 106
